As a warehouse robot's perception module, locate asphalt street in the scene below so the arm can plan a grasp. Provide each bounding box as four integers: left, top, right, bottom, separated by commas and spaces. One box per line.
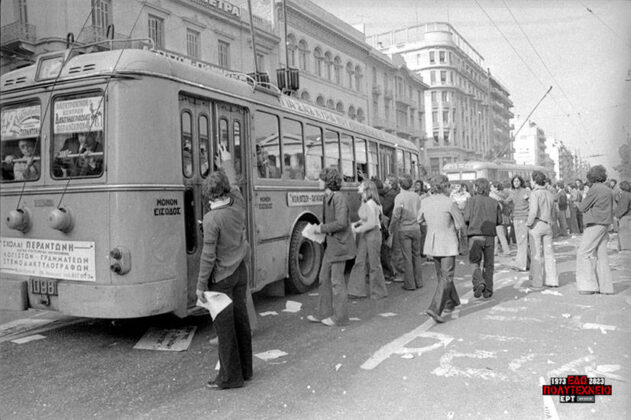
0, 234, 629, 420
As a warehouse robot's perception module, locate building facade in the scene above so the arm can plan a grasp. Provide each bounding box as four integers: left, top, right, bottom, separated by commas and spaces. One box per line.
1, 0, 280, 75
367, 22, 515, 175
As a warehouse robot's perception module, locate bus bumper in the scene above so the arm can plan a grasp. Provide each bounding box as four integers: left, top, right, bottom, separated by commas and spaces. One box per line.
56, 279, 181, 319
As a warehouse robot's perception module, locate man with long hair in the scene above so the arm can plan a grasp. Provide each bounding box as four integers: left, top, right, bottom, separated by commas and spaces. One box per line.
464, 178, 502, 298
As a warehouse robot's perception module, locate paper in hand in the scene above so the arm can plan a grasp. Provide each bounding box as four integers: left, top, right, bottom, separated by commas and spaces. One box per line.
302, 223, 325, 244
196, 291, 232, 320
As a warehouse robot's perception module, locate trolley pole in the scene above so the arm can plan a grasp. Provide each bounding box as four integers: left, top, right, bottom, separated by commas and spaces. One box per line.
247, 0, 259, 74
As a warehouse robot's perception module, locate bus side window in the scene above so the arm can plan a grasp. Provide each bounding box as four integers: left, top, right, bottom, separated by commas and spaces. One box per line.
282, 118, 305, 180
396, 149, 404, 176
199, 114, 210, 177
324, 129, 340, 170
181, 111, 193, 178
233, 120, 242, 178
355, 138, 367, 181
404, 152, 412, 177
219, 118, 229, 151
254, 111, 281, 179
340, 133, 354, 182
367, 140, 378, 180
305, 124, 323, 181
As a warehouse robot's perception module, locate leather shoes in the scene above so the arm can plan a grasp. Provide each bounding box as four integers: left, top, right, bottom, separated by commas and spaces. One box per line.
473, 284, 485, 298
306, 315, 321, 323
425, 309, 445, 323
578, 291, 596, 295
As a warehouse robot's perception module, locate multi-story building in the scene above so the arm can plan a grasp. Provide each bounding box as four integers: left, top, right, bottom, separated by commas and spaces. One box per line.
367, 22, 514, 175
488, 74, 514, 161
277, 1, 428, 160
514, 121, 555, 176
1, 0, 429, 170
1, 0, 280, 75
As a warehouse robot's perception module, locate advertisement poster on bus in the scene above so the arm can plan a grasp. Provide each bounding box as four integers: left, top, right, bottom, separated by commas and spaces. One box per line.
1, 105, 41, 140
0, 237, 96, 282
54, 96, 104, 134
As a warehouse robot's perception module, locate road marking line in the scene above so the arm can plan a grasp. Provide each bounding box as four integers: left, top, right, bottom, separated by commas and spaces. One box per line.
540, 376, 560, 420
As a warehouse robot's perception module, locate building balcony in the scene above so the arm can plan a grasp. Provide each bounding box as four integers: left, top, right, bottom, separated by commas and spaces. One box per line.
396, 96, 416, 108
1, 21, 37, 53
384, 87, 393, 99
372, 84, 382, 95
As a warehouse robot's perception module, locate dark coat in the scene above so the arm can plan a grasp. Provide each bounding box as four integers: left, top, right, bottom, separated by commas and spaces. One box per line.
464, 194, 502, 236
320, 191, 356, 262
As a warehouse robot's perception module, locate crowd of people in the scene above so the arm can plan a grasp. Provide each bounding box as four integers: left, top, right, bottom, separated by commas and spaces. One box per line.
307, 164, 630, 326
195, 156, 630, 390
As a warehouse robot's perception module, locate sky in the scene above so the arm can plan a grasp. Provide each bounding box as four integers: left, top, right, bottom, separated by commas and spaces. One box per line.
311, 0, 631, 179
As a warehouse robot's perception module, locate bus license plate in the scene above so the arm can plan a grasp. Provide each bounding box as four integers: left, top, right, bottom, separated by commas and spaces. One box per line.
30, 278, 58, 296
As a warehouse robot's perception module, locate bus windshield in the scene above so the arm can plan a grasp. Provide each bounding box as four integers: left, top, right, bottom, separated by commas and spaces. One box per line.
52, 94, 105, 179
1, 102, 42, 182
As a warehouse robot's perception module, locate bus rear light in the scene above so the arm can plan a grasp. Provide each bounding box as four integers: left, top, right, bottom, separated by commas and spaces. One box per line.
6, 208, 32, 233
48, 207, 74, 233
109, 246, 131, 275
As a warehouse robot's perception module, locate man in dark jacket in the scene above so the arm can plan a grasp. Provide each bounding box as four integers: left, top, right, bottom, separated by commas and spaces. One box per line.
464, 178, 502, 298
308, 167, 356, 326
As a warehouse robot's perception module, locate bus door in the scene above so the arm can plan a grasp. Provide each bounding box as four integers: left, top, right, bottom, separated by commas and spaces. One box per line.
179, 94, 212, 307
214, 102, 253, 287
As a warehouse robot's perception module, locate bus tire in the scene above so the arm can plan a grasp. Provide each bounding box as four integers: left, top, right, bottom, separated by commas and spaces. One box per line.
287, 220, 322, 294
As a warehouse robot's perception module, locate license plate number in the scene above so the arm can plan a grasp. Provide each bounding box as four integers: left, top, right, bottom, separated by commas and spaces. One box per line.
30, 278, 58, 295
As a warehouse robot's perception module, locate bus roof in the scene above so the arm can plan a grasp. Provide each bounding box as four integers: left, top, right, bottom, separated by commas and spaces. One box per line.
1, 48, 419, 152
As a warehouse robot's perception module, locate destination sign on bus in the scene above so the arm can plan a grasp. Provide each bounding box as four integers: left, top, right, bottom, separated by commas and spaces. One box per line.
1, 105, 41, 140
287, 192, 324, 207
0, 237, 96, 282
54, 97, 104, 134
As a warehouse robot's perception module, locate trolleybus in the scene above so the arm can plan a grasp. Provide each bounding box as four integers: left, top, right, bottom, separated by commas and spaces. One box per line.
0, 44, 421, 318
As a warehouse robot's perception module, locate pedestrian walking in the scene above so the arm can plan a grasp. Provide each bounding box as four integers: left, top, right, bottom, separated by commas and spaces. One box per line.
615, 180, 631, 250
384, 173, 405, 282
575, 165, 615, 295
490, 181, 510, 256
526, 170, 558, 288
568, 184, 582, 234
389, 174, 423, 290
556, 181, 569, 236
373, 177, 395, 279
418, 175, 465, 323
506, 175, 530, 271
308, 167, 356, 326
196, 145, 252, 390
464, 178, 502, 298
348, 180, 388, 299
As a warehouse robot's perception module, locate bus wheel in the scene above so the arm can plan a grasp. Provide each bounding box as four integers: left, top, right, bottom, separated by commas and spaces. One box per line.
287, 220, 322, 294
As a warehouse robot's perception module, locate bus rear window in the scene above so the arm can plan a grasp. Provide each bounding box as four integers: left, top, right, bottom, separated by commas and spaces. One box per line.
51, 95, 105, 179
1, 102, 42, 182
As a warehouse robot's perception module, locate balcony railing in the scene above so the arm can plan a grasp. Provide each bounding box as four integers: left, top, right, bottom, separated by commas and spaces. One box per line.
1, 21, 36, 46
372, 84, 382, 95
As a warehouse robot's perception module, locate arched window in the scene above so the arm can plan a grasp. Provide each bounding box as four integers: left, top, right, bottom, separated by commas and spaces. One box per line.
355, 65, 363, 92
336, 101, 344, 113
326, 99, 335, 110
324, 51, 333, 80
286, 34, 296, 67
333, 56, 342, 85
316, 95, 325, 107
357, 107, 365, 122
300, 91, 311, 102
346, 62, 354, 89
298, 39, 308, 71
314, 47, 323, 77
348, 105, 356, 120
